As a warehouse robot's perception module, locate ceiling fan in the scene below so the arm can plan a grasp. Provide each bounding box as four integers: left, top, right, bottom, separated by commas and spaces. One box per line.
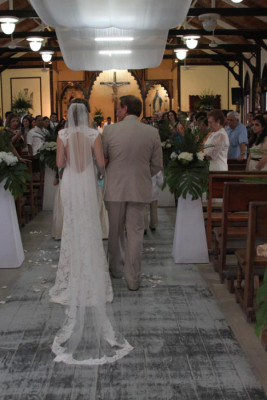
181, 58, 195, 71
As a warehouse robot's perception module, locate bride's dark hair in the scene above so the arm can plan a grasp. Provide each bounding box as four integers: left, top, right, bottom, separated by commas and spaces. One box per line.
69, 97, 90, 113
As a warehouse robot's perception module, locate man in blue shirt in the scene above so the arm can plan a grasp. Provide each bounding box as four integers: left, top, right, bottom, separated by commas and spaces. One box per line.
226, 111, 248, 159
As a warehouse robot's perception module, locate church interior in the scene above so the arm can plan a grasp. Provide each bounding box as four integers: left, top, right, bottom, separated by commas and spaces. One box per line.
0, 0, 267, 398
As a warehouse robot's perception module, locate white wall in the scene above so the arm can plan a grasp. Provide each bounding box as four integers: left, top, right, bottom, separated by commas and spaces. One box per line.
1, 68, 51, 119
180, 65, 239, 112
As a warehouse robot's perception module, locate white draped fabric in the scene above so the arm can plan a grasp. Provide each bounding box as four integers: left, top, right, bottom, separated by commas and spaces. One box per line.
56, 27, 169, 70
43, 166, 57, 211
30, 0, 191, 70
172, 195, 209, 264
0, 182, 24, 269
30, 0, 191, 30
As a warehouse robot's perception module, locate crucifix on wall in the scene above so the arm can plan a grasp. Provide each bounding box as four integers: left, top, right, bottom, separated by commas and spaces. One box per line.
100, 71, 130, 121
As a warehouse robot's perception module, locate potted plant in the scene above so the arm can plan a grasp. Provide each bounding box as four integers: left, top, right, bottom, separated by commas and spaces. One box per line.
93, 108, 104, 127
0, 129, 30, 198
11, 91, 33, 117
163, 124, 210, 200
196, 89, 216, 111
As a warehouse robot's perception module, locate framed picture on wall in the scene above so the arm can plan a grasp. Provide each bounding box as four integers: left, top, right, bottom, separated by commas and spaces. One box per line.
10, 77, 42, 116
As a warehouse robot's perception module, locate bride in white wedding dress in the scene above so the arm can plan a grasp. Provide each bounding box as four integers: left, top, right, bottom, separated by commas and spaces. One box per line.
49, 98, 133, 365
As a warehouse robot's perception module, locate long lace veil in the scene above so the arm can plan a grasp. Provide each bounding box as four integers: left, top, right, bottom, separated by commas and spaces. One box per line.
51, 102, 133, 365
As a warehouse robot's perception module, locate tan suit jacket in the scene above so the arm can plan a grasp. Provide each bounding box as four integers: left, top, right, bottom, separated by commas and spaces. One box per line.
102, 115, 163, 203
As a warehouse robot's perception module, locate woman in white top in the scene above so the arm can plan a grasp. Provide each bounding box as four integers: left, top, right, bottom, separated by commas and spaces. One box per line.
205, 109, 230, 171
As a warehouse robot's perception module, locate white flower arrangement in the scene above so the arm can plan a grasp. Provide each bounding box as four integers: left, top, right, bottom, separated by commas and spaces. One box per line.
37, 140, 57, 171
40, 141, 57, 151
178, 152, 193, 162
161, 140, 172, 149
196, 151, 205, 161
163, 124, 210, 200
0, 151, 18, 166
170, 152, 178, 159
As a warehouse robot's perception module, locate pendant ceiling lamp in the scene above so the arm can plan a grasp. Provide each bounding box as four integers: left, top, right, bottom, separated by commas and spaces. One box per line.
30, 0, 192, 70
231, 0, 243, 3
175, 49, 188, 60
40, 51, 54, 62
184, 35, 200, 50
27, 36, 44, 51
0, 16, 18, 35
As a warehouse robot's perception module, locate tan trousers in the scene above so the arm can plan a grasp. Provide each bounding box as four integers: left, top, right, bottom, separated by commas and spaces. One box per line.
105, 201, 147, 289
144, 200, 158, 230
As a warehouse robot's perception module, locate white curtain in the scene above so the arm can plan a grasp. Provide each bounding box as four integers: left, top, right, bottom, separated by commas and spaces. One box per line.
30, 0, 191, 30
30, 0, 191, 70
56, 27, 168, 70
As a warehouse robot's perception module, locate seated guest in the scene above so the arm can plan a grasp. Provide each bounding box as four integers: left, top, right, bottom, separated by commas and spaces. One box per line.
226, 111, 248, 160
205, 110, 229, 171
5, 113, 25, 156
43, 116, 53, 135
168, 110, 184, 145
27, 115, 47, 156
246, 111, 255, 146
21, 115, 33, 154
103, 116, 114, 126
50, 112, 58, 132
246, 115, 267, 171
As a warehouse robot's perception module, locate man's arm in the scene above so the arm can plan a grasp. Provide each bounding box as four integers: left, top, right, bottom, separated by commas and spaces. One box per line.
150, 133, 163, 176
237, 125, 248, 160
237, 142, 247, 160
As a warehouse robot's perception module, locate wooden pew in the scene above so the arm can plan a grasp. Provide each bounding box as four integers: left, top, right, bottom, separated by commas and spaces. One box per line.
235, 201, 267, 321
24, 162, 39, 219
15, 195, 27, 227
214, 182, 267, 287
25, 156, 44, 211
227, 159, 247, 171
205, 171, 267, 250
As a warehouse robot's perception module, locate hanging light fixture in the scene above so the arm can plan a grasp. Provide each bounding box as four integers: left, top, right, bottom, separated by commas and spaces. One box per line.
175, 49, 188, 60
40, 51, 54, 62
27, 37, 44, 51
0, 16, 19, 35
184, 35, 200, 50
231, 0, 243, 3
198, 13, 220, 32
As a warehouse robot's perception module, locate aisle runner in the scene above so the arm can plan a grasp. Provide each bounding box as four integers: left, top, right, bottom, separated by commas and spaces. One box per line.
0, 209, 266, 399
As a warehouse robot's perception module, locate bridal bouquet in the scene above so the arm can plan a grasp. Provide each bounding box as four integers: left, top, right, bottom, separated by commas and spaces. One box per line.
0, 151, 30, 198
164, 125, 210, 200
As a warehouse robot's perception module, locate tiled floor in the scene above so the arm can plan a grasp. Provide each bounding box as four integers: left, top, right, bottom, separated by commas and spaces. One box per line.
0, 208, 266, 400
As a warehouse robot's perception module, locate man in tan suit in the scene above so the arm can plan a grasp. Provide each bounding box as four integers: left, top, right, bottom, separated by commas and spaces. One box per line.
102, 95, 163, 291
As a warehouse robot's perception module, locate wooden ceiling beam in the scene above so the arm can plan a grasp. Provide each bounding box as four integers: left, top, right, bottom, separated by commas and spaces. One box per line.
164, 54, 237, 61
166, 44, 259, 52
168, 29, 267, 39
0, 8, 266, 18
0, 56, 63, 65
0, 46, 60, 54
